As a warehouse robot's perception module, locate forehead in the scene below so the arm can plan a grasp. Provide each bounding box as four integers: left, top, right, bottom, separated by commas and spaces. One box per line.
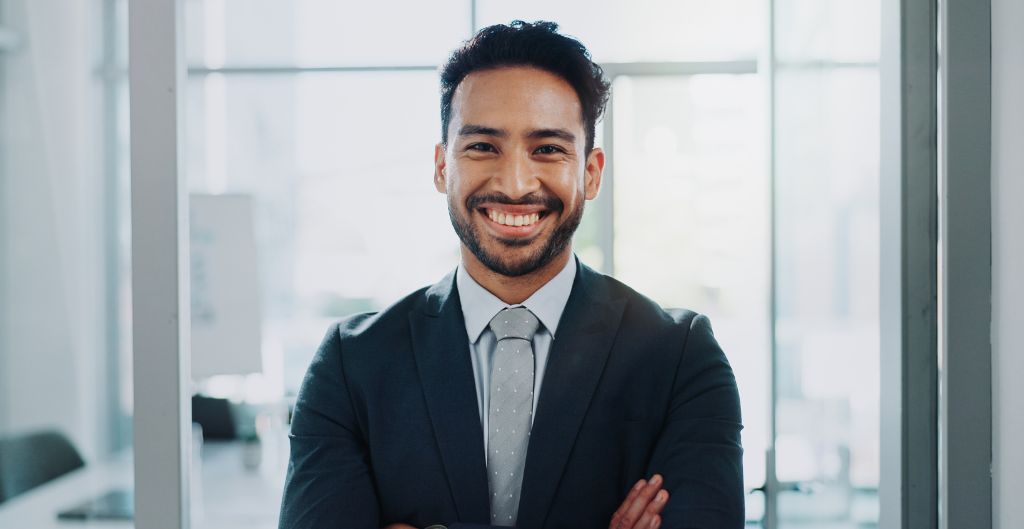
449, 66, 584, 137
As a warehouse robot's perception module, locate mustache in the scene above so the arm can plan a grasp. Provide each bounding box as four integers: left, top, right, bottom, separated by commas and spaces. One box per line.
466, 192, 563, 212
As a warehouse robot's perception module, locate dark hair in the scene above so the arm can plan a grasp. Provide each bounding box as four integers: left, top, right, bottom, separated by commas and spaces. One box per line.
439, 20, 611, 154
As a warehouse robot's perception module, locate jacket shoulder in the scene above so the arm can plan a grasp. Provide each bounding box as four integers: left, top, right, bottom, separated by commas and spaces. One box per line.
587, 269, 702, 332
327, 285, 432, 345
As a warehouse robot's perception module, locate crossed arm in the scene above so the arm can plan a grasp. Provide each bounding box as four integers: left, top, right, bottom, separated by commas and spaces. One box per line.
383, 476, 670, 529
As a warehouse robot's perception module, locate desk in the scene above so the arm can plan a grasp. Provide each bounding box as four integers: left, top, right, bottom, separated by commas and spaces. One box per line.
0, 437, 288, 529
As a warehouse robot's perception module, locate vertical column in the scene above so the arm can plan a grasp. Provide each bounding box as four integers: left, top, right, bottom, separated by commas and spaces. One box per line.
991, 2, 1024, 528
764, 0, 778, 526
879, 0, 939, 527
939, 0, 992, 527
101, 0, 127, 456
129, 0, 190, 527
0, 18, 10, 437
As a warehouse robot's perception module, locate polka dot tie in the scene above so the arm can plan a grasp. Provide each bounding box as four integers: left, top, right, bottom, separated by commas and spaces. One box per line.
486, 307, 539, 527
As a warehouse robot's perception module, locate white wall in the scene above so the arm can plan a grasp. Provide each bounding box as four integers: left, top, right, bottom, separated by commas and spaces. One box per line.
0, 0, 109, 462
991, 0, 1023, 526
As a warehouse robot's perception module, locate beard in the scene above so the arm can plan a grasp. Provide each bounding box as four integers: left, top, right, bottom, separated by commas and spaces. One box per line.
448, 190, 584, 277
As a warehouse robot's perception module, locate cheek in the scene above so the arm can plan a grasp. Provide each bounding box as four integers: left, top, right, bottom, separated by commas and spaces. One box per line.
444, 176, 478, 210
448, 166, 490, 199
550, 172, 586, 205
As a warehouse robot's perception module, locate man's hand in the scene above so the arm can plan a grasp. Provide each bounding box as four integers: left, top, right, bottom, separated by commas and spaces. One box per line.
382, 475, 669, 529
608, 474, 670, 529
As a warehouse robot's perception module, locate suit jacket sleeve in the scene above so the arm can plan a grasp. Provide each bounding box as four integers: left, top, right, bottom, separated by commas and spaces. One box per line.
279, 323, 380, 529
649, 314, 745, 529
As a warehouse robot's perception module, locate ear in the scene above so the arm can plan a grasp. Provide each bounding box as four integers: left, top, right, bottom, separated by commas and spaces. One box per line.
583, 147, 605, 200
434, 143, 448, 194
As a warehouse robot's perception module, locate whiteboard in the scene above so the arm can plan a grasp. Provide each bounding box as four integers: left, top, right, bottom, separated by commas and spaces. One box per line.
189, 194, 263, 378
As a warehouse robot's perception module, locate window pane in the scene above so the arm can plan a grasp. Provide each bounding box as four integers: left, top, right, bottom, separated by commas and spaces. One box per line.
774, 67, 880, 528
185, 0, 471, 67
0, 0, 134, 524
774, 0, 880, 64
187, 71, 457, 397
609, 74, 770, 522
477, 0, 763, 63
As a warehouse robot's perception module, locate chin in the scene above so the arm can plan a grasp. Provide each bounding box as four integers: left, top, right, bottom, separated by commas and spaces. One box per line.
476, 242, 553, 278
449, 198, 580, 278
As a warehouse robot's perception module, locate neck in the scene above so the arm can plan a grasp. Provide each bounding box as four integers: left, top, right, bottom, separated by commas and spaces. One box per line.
461, 248, 572, 305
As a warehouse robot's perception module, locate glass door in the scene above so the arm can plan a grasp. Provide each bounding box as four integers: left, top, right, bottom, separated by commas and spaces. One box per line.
770, 1, 881, 527
771, 65, 881, 527
595, 2, 883, 527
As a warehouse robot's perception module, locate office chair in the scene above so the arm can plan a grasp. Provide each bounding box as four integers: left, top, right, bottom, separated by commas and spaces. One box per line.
0, 430, 85, 504
192, 394, 238, 440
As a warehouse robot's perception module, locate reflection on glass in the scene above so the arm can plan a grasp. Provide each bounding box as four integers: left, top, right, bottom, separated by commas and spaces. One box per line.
609, 74, 770, 524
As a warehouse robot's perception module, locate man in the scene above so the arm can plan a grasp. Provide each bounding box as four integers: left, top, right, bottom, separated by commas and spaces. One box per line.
279, 21, 743, 529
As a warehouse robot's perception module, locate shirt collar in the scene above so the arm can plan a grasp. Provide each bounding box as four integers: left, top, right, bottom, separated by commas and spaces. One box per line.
456, 254, 577, 343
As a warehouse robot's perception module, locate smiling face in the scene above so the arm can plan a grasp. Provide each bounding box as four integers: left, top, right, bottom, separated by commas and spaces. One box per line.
434, 66, 604, 278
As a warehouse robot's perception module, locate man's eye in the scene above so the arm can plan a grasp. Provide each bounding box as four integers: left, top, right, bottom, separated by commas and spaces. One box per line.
535, 145, 565, 155
468, 143, 496, 152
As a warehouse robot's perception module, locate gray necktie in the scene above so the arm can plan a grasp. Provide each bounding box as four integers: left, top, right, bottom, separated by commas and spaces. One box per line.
487, 307, 540, 527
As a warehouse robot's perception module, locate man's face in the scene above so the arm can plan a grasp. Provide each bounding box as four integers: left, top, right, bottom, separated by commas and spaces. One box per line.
434, 66, 604, 277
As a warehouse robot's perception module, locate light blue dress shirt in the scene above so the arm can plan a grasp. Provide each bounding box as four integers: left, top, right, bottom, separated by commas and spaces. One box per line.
456, 255, 577, 452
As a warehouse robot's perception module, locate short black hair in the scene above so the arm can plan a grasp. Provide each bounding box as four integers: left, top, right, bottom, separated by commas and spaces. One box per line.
439, 20, 611, 154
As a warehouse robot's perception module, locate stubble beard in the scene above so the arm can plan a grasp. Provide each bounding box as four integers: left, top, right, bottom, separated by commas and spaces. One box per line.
448, 192, 584, 278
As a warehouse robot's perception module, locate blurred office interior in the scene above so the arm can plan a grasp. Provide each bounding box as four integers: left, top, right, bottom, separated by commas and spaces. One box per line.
0, 0, 1020, 528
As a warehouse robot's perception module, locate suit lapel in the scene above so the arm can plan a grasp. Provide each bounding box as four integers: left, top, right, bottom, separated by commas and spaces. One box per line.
517, 263, 627, 529
409, 273, 490, 523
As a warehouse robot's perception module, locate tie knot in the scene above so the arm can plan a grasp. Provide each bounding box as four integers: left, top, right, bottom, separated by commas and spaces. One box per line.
488, 307, 540, 341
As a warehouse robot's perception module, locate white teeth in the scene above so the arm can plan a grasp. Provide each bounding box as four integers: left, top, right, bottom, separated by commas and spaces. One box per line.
487, 210, 542, 227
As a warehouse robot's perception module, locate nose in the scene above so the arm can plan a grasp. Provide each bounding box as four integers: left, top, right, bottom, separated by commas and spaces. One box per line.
492, 151, 541, 200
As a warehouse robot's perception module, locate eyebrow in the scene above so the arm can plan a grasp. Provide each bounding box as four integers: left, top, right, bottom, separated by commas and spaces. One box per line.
527, 128, 577, 144
457, 124, 577, 144
458, 124, 507, 138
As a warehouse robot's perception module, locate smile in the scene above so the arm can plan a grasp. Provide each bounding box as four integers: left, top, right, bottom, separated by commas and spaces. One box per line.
486, 209, 542, 227
477, 206, 552, 237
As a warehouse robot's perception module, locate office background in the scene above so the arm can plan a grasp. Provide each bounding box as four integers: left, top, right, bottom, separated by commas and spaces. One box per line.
0, 0, 1020, 528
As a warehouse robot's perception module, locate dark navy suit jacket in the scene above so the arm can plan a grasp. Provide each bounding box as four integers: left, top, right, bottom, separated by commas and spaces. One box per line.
279, 261, 744, 529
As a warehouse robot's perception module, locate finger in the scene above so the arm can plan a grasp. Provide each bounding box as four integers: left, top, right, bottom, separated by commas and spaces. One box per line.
645, 489, 670, 517
618, 474, 663, 529
610, 480, 646, 528
631, 490, 669, 529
